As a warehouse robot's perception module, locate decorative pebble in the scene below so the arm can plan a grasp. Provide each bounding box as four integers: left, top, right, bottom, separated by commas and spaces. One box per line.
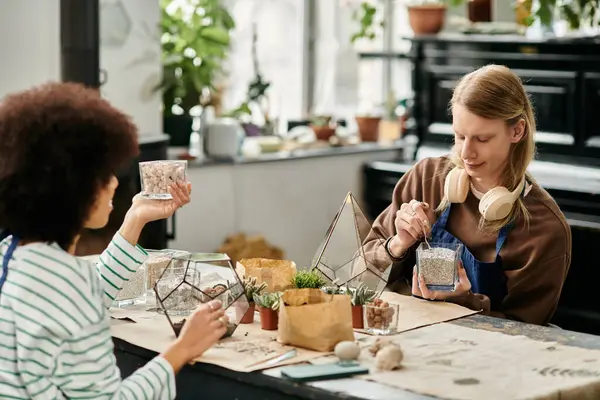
365, 298, 395, 330
334, 341, 361, 361
139, 160, 187, 199
375, 343, 403, 371
417, 247, 457, 286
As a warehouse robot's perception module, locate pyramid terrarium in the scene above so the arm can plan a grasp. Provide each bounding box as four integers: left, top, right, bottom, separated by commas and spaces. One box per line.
311, 192, 392, 296
154, 252, 249, 339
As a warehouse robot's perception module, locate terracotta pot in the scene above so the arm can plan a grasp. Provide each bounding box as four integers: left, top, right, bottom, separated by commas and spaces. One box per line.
407, 4, 447, 35
352, 305, 364, 329
258, 306, 279, 330
239, 302, 255, 324
355, 116, 381, 142
310, 125, 336, 141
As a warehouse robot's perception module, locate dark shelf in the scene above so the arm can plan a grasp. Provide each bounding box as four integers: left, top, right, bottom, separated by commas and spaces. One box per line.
357, 51, 409, 60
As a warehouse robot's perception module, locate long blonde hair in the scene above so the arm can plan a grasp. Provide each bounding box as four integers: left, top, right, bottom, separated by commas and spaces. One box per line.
436, 64, 537, 233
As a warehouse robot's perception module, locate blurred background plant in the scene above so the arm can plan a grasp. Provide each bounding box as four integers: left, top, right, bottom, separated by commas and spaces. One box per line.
158, 0, 235, 117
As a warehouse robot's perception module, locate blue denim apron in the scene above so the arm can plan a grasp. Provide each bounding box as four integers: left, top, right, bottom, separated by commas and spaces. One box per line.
0, 230, 18, 294
429, 204, 510, 310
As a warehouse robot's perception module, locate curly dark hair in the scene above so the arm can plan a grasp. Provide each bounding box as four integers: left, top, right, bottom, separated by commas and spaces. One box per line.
0, 82, 139, 250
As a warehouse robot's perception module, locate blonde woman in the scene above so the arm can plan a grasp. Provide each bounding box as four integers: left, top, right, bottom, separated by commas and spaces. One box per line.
368, 65, 571, 326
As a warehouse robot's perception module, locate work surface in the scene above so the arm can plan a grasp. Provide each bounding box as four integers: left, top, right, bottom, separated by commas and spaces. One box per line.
113, 314, 600, 400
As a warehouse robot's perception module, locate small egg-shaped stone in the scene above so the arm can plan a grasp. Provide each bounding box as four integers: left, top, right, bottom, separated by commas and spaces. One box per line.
334, 341, 361, 361
375, 344, 403, 371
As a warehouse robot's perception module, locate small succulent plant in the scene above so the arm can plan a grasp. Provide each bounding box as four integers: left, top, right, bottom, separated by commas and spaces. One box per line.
242, 276, 267, 303
349, 282, 377, 306
253, 292, 281, 310
291, 270, 327, 289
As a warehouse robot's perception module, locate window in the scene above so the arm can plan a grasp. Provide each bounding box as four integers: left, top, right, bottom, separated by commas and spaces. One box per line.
222, 0, 306, 131
311, 0, 412, 126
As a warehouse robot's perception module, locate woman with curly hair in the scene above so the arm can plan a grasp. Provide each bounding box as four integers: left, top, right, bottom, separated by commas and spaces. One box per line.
0, 82, 227, 399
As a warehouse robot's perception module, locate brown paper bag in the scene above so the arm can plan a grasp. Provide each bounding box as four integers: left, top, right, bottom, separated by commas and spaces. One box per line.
277, 289, 355, 352
236, 258, 297, 293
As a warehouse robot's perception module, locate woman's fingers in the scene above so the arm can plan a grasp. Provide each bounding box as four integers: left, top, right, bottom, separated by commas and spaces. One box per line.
398, 203, 424, 238
411, 266, 421, 296
409, 200, 431, 235
418, 274, 436, 300
396, 211, 421, 240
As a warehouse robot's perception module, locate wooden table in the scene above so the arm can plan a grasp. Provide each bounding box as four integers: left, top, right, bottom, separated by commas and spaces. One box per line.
113, 314, 600, 400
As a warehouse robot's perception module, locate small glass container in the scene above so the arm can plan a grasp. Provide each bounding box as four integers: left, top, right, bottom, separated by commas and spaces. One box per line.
416, 242, 462, 292
114, 264, 147, 308
363, 301, 398, 335
139, 160, 188, 199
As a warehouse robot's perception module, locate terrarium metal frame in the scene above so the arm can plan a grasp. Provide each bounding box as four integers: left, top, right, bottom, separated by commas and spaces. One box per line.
153, 252, 249, 339
310, 192, 392, 296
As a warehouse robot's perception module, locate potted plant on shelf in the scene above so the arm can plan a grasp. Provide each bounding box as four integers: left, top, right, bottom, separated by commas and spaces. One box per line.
158, 0, 235, 146
310, 115, 337, 142
355, 111, 382, 142
406, 0, 464, 35
253, 292, 281, 330
239, 276, 267, 324
349, 283, 377, 329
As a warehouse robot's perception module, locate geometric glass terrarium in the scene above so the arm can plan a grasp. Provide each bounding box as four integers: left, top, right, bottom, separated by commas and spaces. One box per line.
154, 252, 249, 339
310, 192, 392, 296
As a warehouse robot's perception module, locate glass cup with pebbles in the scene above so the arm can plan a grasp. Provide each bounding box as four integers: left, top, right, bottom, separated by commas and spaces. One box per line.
416, 242, 463, 292
113, 264, 148, 308
139, 160, 188, 200
363, 298, 399, 335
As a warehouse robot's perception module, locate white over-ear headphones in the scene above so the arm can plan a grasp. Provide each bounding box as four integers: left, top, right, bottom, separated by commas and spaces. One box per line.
444, 167, 525, 221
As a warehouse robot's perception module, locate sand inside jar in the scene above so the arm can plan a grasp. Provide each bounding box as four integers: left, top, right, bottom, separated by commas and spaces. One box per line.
418, 247, 457, 286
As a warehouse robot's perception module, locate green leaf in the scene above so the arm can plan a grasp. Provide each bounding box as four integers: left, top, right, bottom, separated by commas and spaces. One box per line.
560, 4, 580, 29
199, 26, 230, 46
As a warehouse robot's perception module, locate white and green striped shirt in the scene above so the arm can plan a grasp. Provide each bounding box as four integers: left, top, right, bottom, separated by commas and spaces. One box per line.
0, 233, 176, 399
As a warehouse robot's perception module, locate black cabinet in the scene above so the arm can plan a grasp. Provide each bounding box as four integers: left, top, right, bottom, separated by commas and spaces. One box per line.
409, 34, 600, 162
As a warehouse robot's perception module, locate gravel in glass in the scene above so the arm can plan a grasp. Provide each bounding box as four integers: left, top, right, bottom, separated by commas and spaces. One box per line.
146, 253, 176, 291
416, 243, 461, 292
114, 266, 146, 308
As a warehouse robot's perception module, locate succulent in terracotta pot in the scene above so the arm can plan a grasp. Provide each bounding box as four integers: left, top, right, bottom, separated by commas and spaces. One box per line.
349, 283, 377, 329
253, 292, 281, 330
239, 276, 267, 324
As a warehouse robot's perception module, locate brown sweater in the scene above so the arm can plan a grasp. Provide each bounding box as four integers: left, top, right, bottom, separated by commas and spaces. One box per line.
366, 156, 572, 326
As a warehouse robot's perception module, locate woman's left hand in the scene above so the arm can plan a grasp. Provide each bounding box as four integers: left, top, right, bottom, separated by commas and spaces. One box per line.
412, 260, 472, 301
130, 181, 192, 224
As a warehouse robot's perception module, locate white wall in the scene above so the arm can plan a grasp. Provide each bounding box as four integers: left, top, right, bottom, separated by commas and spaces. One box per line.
0, 0, 61, 98
100, 0, 162, 135
169, 150, 400, 268
0, 0, 162, 136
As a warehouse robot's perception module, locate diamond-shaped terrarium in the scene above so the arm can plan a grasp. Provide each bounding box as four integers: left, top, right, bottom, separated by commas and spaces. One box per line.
311, 192, 392, 296
154, 252, 249, 339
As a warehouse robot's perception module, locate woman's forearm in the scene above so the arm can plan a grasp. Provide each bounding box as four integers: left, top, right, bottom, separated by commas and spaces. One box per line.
161, 340, 190, 374
118, 210, 146, 246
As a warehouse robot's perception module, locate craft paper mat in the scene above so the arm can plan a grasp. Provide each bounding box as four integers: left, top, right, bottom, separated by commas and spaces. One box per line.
110, 308, 326, 373
354, 323, 600, 400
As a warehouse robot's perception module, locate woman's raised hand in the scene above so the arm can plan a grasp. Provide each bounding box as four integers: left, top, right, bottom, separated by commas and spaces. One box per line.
388, 200, 431, 258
